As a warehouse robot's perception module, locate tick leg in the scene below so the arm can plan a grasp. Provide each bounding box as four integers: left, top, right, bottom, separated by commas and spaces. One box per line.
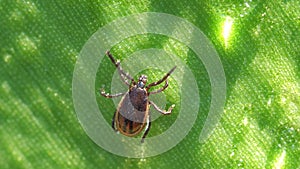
149, 80, 168, 95
112, 111, 117, 131
146, 66, 176, 90
106, 51, 135, 86
149, 101, 175, 115
100, 88, 125, 98
141, 115, 151, 143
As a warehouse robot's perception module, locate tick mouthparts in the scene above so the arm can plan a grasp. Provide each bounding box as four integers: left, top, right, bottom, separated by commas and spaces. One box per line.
137, 81, 145, 88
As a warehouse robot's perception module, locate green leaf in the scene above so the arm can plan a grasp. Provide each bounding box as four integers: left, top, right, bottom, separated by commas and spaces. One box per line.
1, 0, 299, 168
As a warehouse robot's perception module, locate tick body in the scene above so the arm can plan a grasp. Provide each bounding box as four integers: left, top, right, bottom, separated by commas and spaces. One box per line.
100, 51, 176, 143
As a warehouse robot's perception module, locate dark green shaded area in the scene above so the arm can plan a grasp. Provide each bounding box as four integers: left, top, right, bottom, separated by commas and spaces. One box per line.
0, 0, 299, 168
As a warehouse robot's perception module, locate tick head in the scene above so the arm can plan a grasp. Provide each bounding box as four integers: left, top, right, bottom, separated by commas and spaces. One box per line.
137, 75, 147, 88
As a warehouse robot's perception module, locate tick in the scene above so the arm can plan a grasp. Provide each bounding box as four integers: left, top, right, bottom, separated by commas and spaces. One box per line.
100, 51, 176, 143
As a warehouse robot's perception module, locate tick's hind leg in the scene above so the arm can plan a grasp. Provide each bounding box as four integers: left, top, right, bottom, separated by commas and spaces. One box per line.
106, 51, 135, 86
141, 115, 151, 143
149, 101, 175, 115
112, 111, 117, 131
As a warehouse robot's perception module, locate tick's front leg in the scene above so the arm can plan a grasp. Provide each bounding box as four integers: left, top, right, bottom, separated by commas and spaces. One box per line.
149, 80, 169, 95
149, 101, 175, 115
100, 88, 125, 98
106, 51, 135, 86
146, 66, 176, 89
